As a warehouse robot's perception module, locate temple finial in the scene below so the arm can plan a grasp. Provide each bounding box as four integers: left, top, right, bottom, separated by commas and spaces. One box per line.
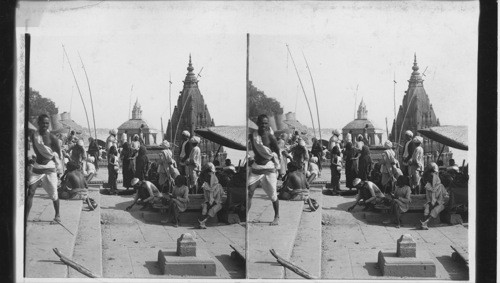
187, 54, 194, 73
414, 52, 417, 64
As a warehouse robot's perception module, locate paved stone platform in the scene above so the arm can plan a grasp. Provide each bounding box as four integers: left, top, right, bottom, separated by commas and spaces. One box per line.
247, 189, 305, 279
25, 190, 83, 278
285, 185, 323, 279
319, 168, 469, 280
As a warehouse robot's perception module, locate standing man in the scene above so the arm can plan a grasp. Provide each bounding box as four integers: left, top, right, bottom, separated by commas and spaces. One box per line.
179, 130, 193, 177
106, 129, 118, 156
328, 129, 341, 153
409, 136, 424, 193
363, 124, 370, 145
346, 130, 353, 144
120, 130, 128, 148
402, 130, 415, 176
26, 114, 62, 224
247, 114, 281, 225
187, 136, 201, 193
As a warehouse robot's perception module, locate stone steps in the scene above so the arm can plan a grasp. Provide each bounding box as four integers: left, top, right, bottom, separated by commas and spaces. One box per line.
68, 185, 103, 278
25, 191, 83, 278
285, 185, 323, 279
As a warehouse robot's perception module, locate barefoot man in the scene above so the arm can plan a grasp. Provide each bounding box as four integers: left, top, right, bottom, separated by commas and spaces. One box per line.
26, 114, 62, 224
248, 114, 281, 225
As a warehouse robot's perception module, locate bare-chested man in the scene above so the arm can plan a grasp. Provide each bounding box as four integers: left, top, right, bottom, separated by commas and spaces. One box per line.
27, 114, 62, 224
248, 114, 281, 225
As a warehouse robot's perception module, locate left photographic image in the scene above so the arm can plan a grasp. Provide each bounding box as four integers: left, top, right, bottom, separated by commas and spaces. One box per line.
17, 2, 247, 280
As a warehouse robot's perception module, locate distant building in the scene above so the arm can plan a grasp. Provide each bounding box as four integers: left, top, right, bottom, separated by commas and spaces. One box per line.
117, 99, 158, 145
391, 54, 449, 164
166, 55, 221, 162
342, 99, 384, 146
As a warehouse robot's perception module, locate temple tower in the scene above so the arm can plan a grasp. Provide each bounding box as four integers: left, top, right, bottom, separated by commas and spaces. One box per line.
391, 54, 445, 159
166, 55, 219, 161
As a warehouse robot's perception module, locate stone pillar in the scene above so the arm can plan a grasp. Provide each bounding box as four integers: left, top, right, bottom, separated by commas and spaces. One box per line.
396, 234, 416, 257
177, 233, 196, 256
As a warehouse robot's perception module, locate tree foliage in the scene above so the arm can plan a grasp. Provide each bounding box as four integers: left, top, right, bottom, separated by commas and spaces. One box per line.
247, 81, 283, 121
29, 88, 58, 117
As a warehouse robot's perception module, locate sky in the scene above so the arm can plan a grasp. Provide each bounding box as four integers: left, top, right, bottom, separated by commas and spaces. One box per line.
17, 1, 248, 131
248, 2, 478, 135
17, 1, 477, 161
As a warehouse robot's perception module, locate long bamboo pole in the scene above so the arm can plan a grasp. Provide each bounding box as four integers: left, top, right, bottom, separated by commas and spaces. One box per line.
286, 44, 316, 135
302, 51, 321, 141
78, 52, 97, 140
269, 249, 317, 279
62, 45, 92, 136
53, 248, 99, 278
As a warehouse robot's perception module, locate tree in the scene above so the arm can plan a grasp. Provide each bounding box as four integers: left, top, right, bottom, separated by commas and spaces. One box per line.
28, 88, 58, 117
247, 81, 283, 121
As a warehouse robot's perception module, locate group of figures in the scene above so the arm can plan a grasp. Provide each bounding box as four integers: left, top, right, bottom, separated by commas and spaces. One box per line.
247, 114, 464, 230
26, 114, 237, 229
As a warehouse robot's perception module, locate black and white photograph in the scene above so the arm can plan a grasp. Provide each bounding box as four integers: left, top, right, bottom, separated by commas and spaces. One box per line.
14, 0, 483, 282
245, 1, 476, 280
17, 1, 247, 280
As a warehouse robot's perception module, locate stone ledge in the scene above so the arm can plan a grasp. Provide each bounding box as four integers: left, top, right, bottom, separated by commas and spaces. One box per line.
158, 249, 216, 276
378, 250, 436, 278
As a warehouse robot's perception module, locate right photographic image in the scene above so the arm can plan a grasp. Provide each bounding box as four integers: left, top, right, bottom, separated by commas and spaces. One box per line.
245, 1, 477, 280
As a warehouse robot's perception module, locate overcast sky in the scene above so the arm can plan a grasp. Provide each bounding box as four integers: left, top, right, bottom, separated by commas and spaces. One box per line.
17, 1, 478, 137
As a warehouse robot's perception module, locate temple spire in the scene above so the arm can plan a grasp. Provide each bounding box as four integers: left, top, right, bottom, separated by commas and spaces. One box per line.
184, 54, 198, 86
187, 53, 194, 73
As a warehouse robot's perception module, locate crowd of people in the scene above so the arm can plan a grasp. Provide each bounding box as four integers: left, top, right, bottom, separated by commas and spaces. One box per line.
246, 114, 465, 230
27, 114, 243, 229
27, 113, 465, 231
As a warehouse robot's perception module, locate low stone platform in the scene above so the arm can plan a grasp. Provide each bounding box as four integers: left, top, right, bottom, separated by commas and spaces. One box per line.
158, 233, 217, 277
378, 250, 436, 277
377, 234, 436, 278
158, 249, 216, 276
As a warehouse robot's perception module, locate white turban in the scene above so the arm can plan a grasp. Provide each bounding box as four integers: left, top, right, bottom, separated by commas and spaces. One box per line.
162, 140, 170, 148
405, 130, 414, 138
202, 162, 216, 173
413, 136, 423, 144
428, 162, 439, 172
190, 136, 201, 144
384, 140, 393, 149
182, 130, 191, 137
109, 129, 117, 135
310, 156, 318, 163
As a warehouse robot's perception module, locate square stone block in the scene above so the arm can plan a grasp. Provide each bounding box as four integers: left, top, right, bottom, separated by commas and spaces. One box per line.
177, 233, 196, 256
158, 249, 216, 276
397, 234, 416, 258
378, 250, 436, 278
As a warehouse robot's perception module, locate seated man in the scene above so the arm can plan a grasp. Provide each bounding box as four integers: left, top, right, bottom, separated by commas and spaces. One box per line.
347, 178, 386, 212
198, 162, 224, 229
161, 175, 189, 227
306, 156, 320, 184
420, 163, 448, 230
279, 162, 309, 201
383, 175, 412, 228
83, 156, 96, 183
59, 161, 96, 210
125, 178, 162, 211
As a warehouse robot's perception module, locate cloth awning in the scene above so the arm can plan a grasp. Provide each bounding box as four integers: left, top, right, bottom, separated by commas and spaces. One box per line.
195, 126, 247, 151
418, 125, 468, 151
